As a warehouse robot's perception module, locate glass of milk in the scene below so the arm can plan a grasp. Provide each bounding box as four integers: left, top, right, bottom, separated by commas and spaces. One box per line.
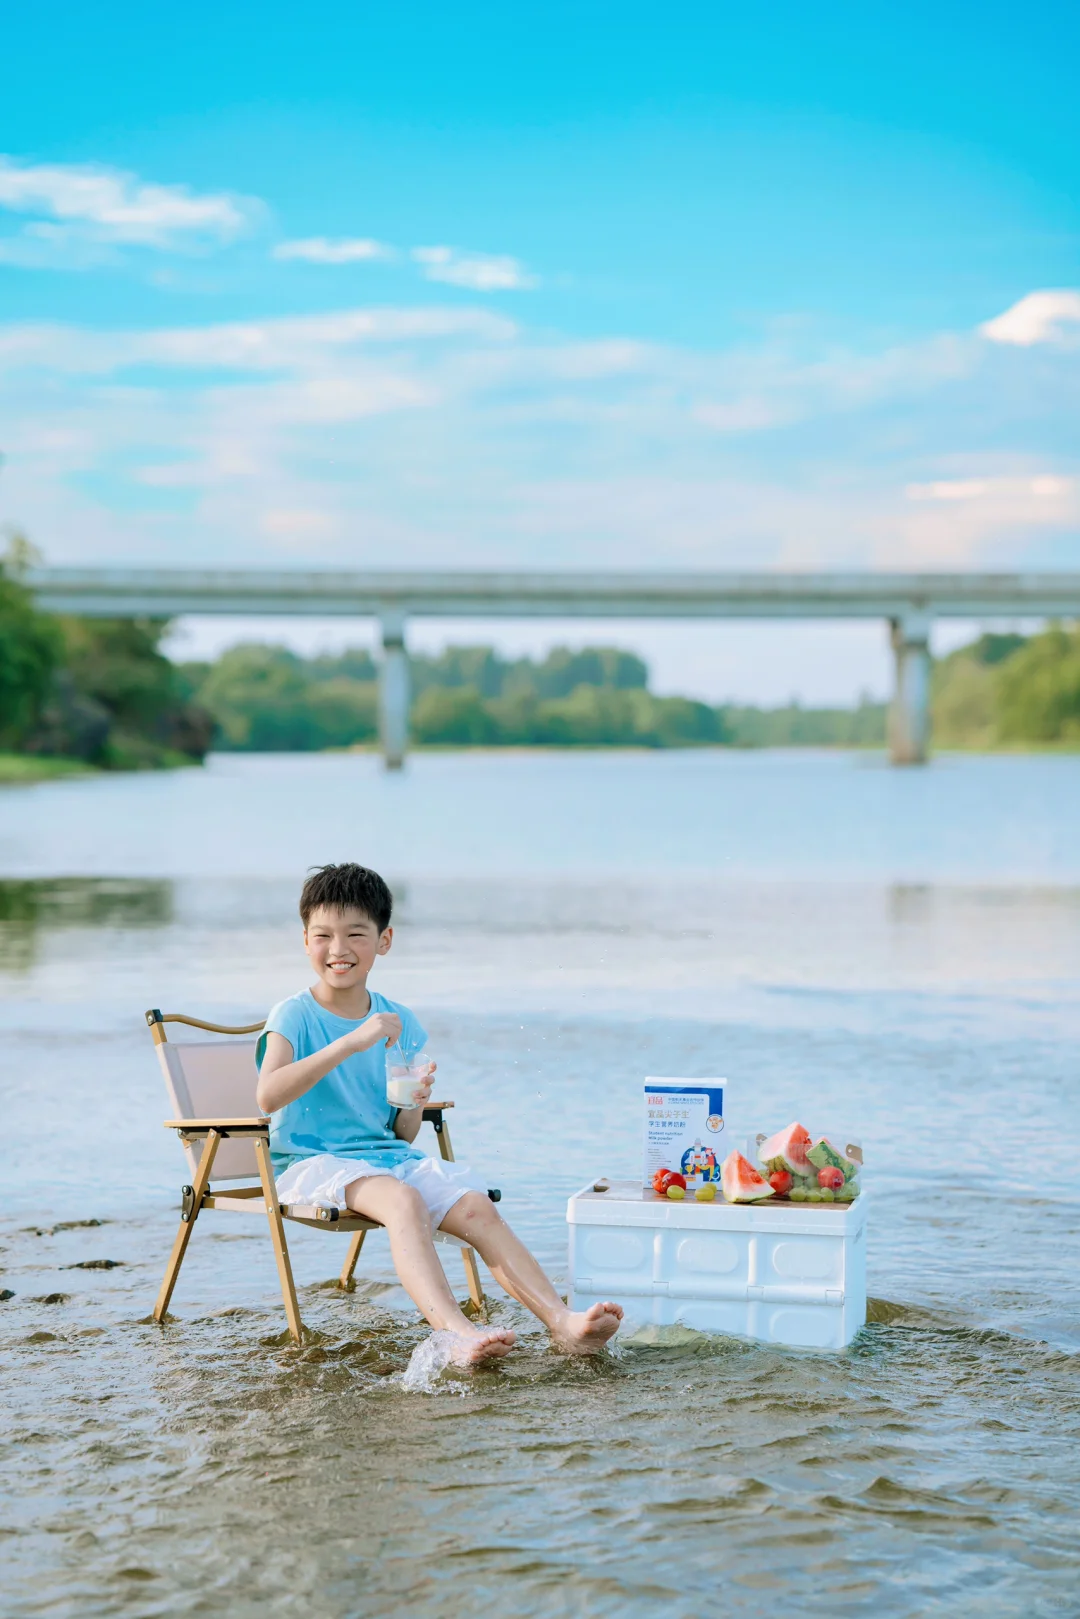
385, 1044, 433, 1110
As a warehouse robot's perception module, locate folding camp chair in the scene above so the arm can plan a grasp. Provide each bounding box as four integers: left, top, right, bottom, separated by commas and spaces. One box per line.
147, 1008, 491, 1342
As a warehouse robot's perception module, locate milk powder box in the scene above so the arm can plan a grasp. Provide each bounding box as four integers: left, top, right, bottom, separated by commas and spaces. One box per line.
643, 1078, 726, 1187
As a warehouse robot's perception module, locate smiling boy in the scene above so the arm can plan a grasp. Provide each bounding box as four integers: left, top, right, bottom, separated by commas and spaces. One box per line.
256, 862, 622, 1365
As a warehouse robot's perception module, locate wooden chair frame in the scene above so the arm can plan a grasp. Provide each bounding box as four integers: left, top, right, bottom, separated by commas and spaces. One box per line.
147, 1009, 491, 1342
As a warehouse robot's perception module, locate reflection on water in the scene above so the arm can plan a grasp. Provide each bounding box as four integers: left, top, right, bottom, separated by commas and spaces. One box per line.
1, 753, 1079, 1617
0, 876, 172, 970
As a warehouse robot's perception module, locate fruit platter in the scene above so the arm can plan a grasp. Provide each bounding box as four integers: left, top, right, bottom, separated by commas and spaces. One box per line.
649, 1121, 862, 1205
748, 1121, 862, 1204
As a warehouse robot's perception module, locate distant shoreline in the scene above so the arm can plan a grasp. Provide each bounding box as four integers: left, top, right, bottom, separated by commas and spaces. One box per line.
5, 741, 1078, 787
0, 754, 98, 785
0, 753, 203, 786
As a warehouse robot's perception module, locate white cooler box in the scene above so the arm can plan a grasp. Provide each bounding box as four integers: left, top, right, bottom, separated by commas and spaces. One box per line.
567, 1180, 867, 1350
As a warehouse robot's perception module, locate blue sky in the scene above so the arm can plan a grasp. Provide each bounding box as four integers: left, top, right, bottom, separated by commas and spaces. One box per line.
1, 1, 1077, 701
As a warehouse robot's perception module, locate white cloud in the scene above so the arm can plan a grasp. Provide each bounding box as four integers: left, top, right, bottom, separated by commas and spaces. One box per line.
0, 305, 518, 377
273, 237, 393, 264
259, 508, 339, 540
0, 154, 260, 254
877, 469, 1080, 568
141, 308, 504, 372
980, 289, 1080, 348
1, 292, 1078, 587
906, 479, 990, 501
231, 373, 434, 426
906, 476, 1073, 503
413, 245, 537, 291
274, 235, 538, 289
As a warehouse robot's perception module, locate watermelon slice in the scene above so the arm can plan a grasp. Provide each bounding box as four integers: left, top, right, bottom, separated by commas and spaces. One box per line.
757, 1122, 813, 1177
807, 1137, 860, 1181
721, 1150, 775, 1203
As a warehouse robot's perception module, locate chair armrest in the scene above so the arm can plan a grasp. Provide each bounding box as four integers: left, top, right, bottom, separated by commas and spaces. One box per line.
164, 1117, 270, 1135
422, 1101, 454, 1125
169, 1106, 448, 1135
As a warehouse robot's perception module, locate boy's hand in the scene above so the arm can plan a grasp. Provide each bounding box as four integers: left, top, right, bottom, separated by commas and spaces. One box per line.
410, 1062, 436, 1108
351, 1011, 402, 1052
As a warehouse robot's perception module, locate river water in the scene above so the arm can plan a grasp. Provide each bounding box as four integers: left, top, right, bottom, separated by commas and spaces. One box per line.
1, 750, 1078, 1617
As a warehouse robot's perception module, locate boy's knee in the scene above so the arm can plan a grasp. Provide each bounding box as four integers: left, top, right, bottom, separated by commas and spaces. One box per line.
390, 1181, 429, 1219
455, 1191, 501, 1226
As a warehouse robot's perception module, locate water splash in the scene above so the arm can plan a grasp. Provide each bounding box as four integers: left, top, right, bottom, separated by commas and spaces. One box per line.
401, 1330, 469, 1395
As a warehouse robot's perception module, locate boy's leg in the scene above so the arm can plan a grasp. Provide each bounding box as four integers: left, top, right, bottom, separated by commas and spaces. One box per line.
437, 1193, 623, 1354
343, 1175, 515, 1365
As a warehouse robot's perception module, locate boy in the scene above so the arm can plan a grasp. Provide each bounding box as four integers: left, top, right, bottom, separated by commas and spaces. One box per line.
256, 862, 623, 1365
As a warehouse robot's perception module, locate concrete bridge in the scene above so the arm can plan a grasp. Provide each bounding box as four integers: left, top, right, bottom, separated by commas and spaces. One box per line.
27, 567, 1080, 768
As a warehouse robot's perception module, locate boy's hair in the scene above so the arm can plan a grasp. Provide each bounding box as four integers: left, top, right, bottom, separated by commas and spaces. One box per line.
299, 863, 393, 932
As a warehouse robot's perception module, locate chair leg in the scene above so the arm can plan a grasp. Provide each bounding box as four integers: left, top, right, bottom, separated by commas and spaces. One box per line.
153, 1130, 222, 1323
462, 1247, 486, 1317
433, 1115, 487, 1319
338, 1230, 367, 1291
253, 1136, 304, 1344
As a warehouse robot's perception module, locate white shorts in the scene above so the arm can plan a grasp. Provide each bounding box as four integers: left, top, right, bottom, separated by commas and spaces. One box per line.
275, 1152, 486, 1229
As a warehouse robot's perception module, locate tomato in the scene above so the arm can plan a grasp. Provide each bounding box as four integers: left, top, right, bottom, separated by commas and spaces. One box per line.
653, 1169, 687, 1196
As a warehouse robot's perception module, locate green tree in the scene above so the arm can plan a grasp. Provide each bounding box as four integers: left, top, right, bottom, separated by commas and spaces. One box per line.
719, 698, 886, 747
305, 678, 378, 746
309, 648, 378, 685
56, 616, 213, 763
529, 646, 648, 699
995, 624, 1080, 743
931, 655, 996, 749
0, 545, 60, 749
536, 685, 646, 745
412, 685, 499, 744
195, 645, 320, 750
194, 645, 377, 750
646, 695, 726, 746
412, 647, 507, 699
931, 633, 1029, 749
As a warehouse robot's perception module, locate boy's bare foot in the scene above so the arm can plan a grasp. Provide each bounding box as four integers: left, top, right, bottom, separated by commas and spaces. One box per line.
448, 1326, 517, 1366
553, 1301, 624, 1354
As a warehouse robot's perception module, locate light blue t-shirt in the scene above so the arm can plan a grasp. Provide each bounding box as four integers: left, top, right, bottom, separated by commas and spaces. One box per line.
257, 988, 428, 1173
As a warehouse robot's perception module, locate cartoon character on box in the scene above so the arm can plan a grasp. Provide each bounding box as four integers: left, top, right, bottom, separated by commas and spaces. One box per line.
680, 1140, 720, 1182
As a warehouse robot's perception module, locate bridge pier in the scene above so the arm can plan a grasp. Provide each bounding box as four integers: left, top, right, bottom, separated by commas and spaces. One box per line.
888, 614, 931, 765
378, 610, 410, 770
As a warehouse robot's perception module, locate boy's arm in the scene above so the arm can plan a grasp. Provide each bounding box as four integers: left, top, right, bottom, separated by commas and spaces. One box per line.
255, 1011, 401, 1113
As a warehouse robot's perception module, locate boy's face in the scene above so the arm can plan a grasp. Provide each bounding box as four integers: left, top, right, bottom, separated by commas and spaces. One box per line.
304, 905, 392, 991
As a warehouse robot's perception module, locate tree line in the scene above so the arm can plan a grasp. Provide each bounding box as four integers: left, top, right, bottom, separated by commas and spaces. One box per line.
1, 544, 211, 769
182, 638, 893, 750
2, 544, 1079, 764
176, 630, 1080, 752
